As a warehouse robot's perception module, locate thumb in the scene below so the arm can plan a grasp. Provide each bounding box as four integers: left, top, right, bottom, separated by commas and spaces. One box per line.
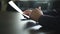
35, 8, 43, 15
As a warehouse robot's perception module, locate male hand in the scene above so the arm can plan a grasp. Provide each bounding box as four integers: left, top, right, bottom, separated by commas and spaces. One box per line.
30, 7, 43, 21
23, 7, 43, 21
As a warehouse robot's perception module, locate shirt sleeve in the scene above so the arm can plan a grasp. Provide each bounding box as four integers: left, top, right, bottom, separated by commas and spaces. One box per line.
38, 15, 57, 30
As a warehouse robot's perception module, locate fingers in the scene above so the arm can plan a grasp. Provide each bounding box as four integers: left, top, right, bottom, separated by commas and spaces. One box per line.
23, 10, 32, 16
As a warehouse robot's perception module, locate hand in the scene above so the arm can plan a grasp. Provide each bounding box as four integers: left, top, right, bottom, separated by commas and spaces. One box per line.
30, 7, 43, 21
23, 7, 43, 21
